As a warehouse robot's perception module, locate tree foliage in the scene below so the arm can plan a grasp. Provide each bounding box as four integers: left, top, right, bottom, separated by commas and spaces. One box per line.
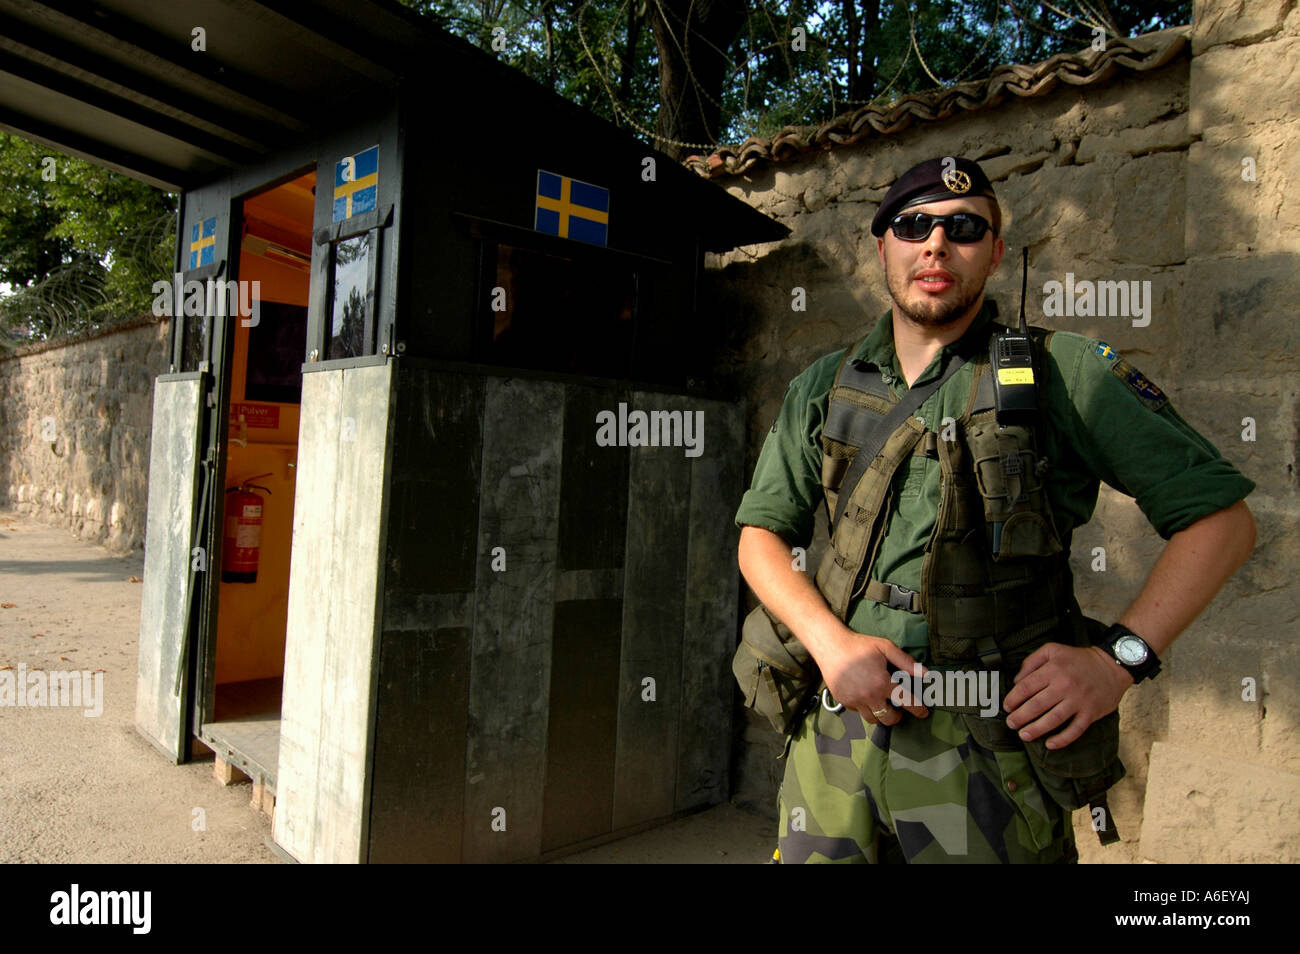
0, 2, 1189, 345
399, 0, 1189, 155
0, 132, 175, 348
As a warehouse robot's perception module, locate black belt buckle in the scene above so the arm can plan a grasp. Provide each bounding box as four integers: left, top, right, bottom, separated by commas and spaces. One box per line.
888, 583, 916, 611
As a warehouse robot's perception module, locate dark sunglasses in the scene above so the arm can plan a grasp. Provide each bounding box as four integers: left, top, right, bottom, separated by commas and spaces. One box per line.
889, 211, 993, 243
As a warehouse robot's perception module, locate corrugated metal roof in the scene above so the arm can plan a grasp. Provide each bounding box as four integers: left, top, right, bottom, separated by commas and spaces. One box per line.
0, 0, 416, 189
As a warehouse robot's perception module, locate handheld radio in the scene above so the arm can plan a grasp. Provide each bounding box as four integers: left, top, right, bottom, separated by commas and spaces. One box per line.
990, 246, 1037, 426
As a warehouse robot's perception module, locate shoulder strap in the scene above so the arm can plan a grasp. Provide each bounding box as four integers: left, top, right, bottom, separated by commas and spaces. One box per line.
822, 358, 892, 447
830, 351, 972, 536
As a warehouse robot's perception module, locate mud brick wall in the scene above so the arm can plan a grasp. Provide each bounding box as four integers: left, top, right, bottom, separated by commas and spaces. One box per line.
708, 0, 1300, 863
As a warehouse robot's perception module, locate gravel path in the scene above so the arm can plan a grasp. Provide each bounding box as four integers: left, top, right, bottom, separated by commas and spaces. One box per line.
0, 510, 772, 864
0, 511, 275, 862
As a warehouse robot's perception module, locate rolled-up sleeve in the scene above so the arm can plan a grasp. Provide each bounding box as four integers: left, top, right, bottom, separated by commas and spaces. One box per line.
1057, 337, 1256, 539
734, 353, 841, 548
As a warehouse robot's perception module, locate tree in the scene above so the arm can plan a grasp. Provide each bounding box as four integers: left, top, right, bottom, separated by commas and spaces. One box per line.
397, 0, 1190, 150
647, 0, 750, 158
1, 1, 1191, 345
0, 140, 73, 290
331, 286, 367, 359
0, 132, 175, 348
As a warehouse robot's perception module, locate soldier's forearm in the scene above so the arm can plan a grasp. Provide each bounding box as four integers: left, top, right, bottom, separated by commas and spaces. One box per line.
1117, 500, 1256, 656
737, 525, 851, 663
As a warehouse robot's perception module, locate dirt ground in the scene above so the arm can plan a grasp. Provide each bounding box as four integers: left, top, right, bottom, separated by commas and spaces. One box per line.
0, 510, 773, 864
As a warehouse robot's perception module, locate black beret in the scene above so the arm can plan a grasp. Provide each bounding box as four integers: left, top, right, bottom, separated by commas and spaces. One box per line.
870, 157, 997, 237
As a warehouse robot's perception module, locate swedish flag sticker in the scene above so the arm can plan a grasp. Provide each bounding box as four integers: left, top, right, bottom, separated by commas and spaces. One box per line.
188, 216, 216, 269
333, 145, 379, 222
535, 170, 609, 246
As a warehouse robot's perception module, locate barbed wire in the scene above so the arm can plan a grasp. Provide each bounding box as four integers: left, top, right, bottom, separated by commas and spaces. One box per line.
1006, 0, 1096, 46
557, 0, 1096, 153
482, 1, 1125, 152
0, 210, 174, 348
939, 0, 1003, 84
908, 4, 944, 86
1041, 0, 1111, 33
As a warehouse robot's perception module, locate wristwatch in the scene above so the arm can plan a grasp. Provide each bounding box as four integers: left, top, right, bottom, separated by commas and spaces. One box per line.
1092, 623, 1162, 683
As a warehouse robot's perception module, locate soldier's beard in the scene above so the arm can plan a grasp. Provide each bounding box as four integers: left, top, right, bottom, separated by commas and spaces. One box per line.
886, 266, 986, 328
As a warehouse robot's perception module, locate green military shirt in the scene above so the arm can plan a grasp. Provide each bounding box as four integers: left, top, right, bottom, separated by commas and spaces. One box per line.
734, 298, 1255, 659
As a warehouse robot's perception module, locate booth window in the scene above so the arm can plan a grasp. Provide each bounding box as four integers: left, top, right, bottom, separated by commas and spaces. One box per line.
481, 243, 636, 379
328, 231, 377, 359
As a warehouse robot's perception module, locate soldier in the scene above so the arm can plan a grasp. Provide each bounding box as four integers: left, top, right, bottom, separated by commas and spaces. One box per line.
734, 156, 1257, 864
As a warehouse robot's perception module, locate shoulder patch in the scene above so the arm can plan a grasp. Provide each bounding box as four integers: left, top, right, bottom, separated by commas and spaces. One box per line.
1111, 357, 1167, 411
1096, 341, 1117, 361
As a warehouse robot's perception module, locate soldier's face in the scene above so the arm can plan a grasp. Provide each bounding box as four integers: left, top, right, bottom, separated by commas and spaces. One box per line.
876, 196, 1005, 328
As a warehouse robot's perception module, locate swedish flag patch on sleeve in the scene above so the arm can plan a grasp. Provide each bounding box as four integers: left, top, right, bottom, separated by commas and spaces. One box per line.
1111, 356, 1167, 411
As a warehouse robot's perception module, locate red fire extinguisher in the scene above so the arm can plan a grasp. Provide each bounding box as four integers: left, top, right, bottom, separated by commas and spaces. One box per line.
222, 474, 272, 583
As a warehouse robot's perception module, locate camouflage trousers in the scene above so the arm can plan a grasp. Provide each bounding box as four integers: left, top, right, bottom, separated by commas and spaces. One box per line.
777, 697, 1078, 864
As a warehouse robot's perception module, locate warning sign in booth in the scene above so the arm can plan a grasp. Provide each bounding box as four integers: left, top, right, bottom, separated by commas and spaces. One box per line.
229, 403, 280, 429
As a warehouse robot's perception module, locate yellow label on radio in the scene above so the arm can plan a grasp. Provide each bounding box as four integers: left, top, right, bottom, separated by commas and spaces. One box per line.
997, 367, 1035, 386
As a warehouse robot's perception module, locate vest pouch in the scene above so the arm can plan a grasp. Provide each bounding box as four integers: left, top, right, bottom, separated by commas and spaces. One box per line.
961, 710, 1023, 752
732, 603, 819, 737
998, 511, 1060, 558
967, 420, 1062, 561
1021, 709, 1126, 811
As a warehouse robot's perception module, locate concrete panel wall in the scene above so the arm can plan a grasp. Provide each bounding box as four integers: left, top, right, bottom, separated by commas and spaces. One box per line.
273, 362, 394, 864
133, 373, 204, 762
368, 365, 744, 862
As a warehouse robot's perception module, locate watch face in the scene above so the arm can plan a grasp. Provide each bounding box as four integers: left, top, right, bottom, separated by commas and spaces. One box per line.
1114, 635, 1149, 666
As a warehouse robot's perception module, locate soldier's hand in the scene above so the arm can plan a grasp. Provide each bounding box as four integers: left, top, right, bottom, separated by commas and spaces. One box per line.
1003, 643, 1133, 749
819, 627, 930, 725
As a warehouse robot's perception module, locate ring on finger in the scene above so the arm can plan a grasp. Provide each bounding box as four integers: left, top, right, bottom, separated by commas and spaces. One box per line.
871, 706, 891, 719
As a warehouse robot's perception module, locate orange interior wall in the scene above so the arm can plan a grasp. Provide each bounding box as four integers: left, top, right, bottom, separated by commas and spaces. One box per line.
214, 173, 313, 685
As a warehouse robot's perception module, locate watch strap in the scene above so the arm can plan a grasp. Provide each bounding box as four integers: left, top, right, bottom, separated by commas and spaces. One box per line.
1095, 622, 1162, 683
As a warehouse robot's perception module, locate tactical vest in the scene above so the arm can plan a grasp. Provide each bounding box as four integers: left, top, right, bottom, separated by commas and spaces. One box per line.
815, 324, 1076, 669
813, 323, 1125, 842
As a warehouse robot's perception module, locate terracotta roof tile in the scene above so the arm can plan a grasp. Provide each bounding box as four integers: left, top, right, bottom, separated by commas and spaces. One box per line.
687, 26, 1189, 179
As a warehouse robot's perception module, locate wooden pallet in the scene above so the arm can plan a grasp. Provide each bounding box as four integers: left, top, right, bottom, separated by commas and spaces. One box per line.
211, 750, 276, 822
250, 777, 276, 821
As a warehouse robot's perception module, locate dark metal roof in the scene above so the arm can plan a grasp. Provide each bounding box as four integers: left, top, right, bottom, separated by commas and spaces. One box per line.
0, 0, 787, 250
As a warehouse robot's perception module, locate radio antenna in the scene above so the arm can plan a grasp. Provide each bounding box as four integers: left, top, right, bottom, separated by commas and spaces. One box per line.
1018, 245, 1029, 333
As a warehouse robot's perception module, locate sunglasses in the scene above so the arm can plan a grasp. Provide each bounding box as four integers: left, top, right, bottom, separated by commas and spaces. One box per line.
889, 211, 994, 243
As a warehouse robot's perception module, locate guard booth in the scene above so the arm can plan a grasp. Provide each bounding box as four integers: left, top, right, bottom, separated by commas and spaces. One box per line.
0, 0, 786, 861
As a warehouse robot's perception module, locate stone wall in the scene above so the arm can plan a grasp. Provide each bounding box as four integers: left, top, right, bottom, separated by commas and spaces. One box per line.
709, 0, 1300, 863
0, 317, 171, 553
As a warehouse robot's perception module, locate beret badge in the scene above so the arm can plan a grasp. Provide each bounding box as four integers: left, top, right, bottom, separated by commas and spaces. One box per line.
941, 168, 972, 194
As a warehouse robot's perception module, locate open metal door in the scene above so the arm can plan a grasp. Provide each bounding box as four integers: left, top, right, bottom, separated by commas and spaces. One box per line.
134, 370, 211, 763
273, 360, 394, 864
